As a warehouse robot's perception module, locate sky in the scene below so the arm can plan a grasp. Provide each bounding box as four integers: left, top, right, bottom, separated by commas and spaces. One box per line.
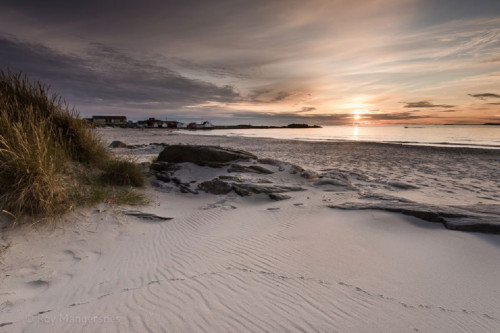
1, 0, 499, 125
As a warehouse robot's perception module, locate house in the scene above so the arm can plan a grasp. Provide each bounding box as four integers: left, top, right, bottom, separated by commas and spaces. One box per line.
91, 115, 127, 126
137, 118, 164, 128
187, 121, 214, 129
164, 121, 184, 129
201, 121, 214, 128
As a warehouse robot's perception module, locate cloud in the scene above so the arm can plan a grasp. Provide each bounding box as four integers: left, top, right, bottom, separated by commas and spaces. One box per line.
0, 35, 240, 112
220, 110, 430, 125
404, 101, 455, 108
297, 107, 316, 113
468, 93, 500, 99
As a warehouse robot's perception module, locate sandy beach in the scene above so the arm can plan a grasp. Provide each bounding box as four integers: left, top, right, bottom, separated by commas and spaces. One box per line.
1, 128, 500, 332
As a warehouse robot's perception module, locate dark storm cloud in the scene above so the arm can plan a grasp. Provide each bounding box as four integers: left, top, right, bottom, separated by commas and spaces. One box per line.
404, 101, 455, 108
468, 93, 500, 99
0, 35, 240, 108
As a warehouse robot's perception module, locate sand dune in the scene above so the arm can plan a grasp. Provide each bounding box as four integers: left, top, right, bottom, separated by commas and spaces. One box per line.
1, 129, 500, 332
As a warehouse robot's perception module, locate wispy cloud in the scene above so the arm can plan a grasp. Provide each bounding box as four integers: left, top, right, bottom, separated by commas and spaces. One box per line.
404, 101, 455, 108
0, 1, 498, 124
468, 93, 500, 99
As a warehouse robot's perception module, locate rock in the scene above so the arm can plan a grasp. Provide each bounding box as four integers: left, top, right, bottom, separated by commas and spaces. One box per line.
218, 175, 242, 182
228, 164, 274, 174
257, 158, 282, 166
386, 181, 419, 190
150, 162, 170, 172
232, 183, 304, 196
232, 184, 251, 196
122, 210, 173, 222
315, 179, 349, 186
109, 140, 127, 148
171, 177, 181, 185
157, 145, 257, 166
268, 193, 291, 201
151, 180, 174, 193
328, 202, 500, 234
198, 179, 233, 194
155, 172, 171, 183
289, 165, 304, 174
179, 184, 198, 194
126, 144, 147, 149
301, 170, 319, 179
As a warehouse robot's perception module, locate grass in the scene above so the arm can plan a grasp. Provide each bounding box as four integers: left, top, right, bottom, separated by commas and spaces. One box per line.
0, 70, 147, 223
99, 159, 146, 187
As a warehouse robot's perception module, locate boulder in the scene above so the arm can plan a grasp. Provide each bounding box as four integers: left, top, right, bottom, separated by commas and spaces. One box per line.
268, 193, 291, 201
157, 145, 257, 166
198, 179, 233, 194
109, 140, 127, 148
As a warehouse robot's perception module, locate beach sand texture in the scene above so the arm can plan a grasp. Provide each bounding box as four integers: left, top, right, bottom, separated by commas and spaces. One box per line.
1, 129, 499, 332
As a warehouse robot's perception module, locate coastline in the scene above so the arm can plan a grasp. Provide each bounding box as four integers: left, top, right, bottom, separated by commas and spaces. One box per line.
1, 128, 499, 332
172, 124, 500, 150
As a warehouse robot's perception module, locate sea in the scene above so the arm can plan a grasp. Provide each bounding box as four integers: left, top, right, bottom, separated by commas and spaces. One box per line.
180, 125, 500, 149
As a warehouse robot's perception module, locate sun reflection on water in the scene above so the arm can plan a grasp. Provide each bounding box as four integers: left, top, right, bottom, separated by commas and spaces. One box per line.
353, 126, 359, 140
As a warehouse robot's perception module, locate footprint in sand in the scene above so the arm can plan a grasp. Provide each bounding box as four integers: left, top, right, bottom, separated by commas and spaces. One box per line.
63, 250, 82, 262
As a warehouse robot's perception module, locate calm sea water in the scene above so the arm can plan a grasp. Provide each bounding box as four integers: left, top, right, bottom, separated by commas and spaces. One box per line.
180, 125, 500, 149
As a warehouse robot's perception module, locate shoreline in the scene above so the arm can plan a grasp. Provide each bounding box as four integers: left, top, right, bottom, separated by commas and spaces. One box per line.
103, 126, 500, 150
181, 131, 500, 152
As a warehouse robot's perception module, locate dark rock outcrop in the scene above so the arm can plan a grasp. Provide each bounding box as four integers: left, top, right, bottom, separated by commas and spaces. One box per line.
157, 145, 256, 166
156, 172, 171, 183
198, 179, 233, 194
150, 162, 170, 173
109, 140, 127, 148
232, 183, 304, 196
228, 164, 274, 174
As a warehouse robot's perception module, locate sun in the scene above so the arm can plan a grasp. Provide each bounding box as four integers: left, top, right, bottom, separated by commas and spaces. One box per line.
353, 114, 361, 121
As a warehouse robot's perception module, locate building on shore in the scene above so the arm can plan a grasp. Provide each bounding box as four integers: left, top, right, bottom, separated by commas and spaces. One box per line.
90, 115, 127, 125
137, 118, 185, 128
187, 121, 214, 129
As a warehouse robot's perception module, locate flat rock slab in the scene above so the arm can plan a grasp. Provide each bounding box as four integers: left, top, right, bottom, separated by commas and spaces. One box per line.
122, 210, 173, 222
228, 164, 274, 174
157, 145, 257, 166
328, 202, 500, 234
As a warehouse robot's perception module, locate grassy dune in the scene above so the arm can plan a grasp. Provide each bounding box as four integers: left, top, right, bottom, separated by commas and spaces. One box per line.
0, 71, 146, 222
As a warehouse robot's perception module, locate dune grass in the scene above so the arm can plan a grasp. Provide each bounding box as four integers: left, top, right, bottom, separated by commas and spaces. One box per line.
0, 70, 146, 222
